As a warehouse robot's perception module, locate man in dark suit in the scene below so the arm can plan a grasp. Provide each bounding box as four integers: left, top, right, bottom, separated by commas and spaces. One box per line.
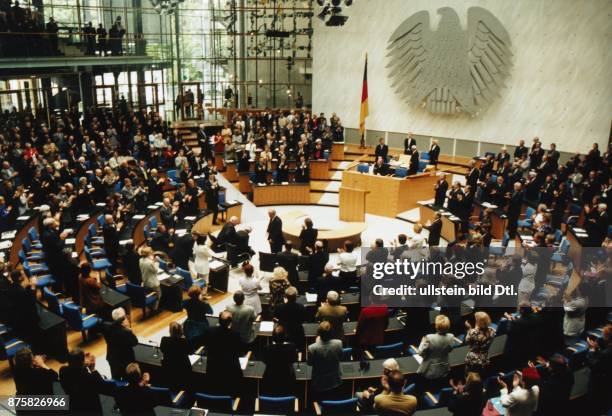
6, 271, 40, 344
407, 146, 419, 175
104, 307, 138, 380
374, 138, 388, 162
429, 139, 440, 166
147, 169, 166, 204
200, 310, 243, 394
217, 216, 238, 247
103, 214, 122, 273
273, 286, 307, 346
404, 133, 416, 155
266, 208, 284, 253
236, 226, 255, 256
204, 175, 220, 225
426, 212, 443, 246
40, 217, 67, 278
506, 182, 523, 238
115, 363, 160, 416
465, 160, 480, 189
547, 142, 560, 170
315, 264, 343, 305
514, 139, 528, 159
308, 241, 329, 286
198, 124, 213, 160
150, 223, 174, 254
434, 175, 448, 207
170, 232, 197, 271
59, 349, 105, 415
159, 198, 178, 229
276, 241, 300, 287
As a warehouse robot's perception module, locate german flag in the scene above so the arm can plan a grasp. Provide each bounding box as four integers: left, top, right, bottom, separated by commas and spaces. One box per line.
359, 54, 368, 148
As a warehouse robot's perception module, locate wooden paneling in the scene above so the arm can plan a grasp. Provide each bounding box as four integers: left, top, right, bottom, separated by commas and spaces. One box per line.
252, 184, 310, 205
309, 159, 330, 180
223, 162, 239, 182
331, 143, 345, 161
339, 187, 368, 222
238, 173, 252, 193
341, 170, 442, 218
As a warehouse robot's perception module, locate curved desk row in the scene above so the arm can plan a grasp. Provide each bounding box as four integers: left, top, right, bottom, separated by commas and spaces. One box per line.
252, 183, 311, 206
280, 210, 367, 251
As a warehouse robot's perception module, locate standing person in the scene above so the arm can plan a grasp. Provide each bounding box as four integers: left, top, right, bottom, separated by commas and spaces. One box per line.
183, 285, 213, 349
298, 217, 318, 254
204, 174, 220, 225
192, 234, 213, 297
434, 175, 448, 207
96, 23, 107, 56
415, 315, 455, 400
13, 349, 58, 401
308, 241, 329, 286
6, 270, 39, 345
273, 286, 307, 347
506, 182, 523, 238
447, 372, 486, 416
103, 307, 137, 380
266, 208, 283, 253
498, 369, 540, 416
79, 263, 107, 318
238, 262, 262, 315
463, 311, 495, 376
139, 247, 161, 312
355, 305, 389, 358
276, 241, 299, 287
115, 363, 158, 416
261, 325, 297, 395
160, 322, 192, 390
426, 212, 443, 246
534, 355, 574, 416
201, 311, 243, 395
586, 324, 612, 415
102, 214, 122, 273
307, 321, 343, 400
429, 139, 441, 167
46, 17, 59, 55
59, 349, 105, 415
315, 291, 348, 343
373, 370, 418, 416
337, 240, 358, 291
226, 291, 257, 353
269, 266, 290, 316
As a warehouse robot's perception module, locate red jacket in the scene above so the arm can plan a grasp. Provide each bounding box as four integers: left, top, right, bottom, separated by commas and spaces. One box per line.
356, 305, 389, 347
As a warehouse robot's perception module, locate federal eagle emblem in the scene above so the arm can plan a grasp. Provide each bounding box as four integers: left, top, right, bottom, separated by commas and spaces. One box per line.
386, 7, 513, 115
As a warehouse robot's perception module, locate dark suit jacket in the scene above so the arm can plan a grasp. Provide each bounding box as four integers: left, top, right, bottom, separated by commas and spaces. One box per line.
103, 321, 138, 378
59, 366, 105, 414
103, 223, 120, 261
217, 223, 237, 246
429, 144, 440, 164
262, 342, 298, 395
115, 385, 158, 416
308, 250, 329, 284
267, 216, 284, 244
434, 180, 448, 207
299, 227, 318, 254
427, 218, 443, 246
276, 249, 299, 286
170, 234, 195, 270
274, 302, 307, 346
14, 366, 58, 396
465, 167, 480, 189
375, 144, 388, 161
408, 151, 419, 175
404, 138, 416, 154
201, 326, 243, 391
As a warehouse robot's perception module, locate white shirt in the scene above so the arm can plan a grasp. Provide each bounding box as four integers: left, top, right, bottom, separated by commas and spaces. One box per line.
338, 251, 358, 272
192, 242, 213, 276
500, 385, 539, 416
239, 276, 262, 315
518, 262, 537, 294
245, 142, 257, 159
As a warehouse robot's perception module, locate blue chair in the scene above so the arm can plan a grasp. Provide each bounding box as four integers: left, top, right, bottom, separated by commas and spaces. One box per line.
518, 206, 536, 228
314, 398, 358, 415
113, 181, 123, 194
195, 393, 239, 413
418, 160, 427, 172
357, 163, 369, 174
0, 336, 30, 364
421, 151, 430, 160
166, 170, 179, 187
371, 342, 403, 359
341, 347, 353, 361
147, 386, 187, 408
394, 167, 408, 178
554, 228, 563, 244
87, 224, 104, 245
423, 387, 454, 408
62, 303, 101, 341
22, 263, 55, 288
149, 216, 158, 232
489, 232, 510, 257
43, 287, 75, 316
27, 227, 41, 246
126, 282, 158, 317
566, 340, 589, 369
143, 224, 151, 240
21, 238, 44, 260
256, 395, 298, 414
403, 383, 416, 395
97, 215, 105, 228
84, 246, 112, 273
177, 267, 205, 291
551, 238, 570, 267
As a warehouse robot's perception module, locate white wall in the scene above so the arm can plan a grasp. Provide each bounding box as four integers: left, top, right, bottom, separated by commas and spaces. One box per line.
312, 0, 611, 153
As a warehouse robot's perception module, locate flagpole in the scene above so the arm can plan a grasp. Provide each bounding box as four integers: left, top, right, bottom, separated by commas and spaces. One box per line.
359, 52, 368, 149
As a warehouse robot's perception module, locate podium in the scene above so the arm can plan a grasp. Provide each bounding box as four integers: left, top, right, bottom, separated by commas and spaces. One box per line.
339, 187, 369, 222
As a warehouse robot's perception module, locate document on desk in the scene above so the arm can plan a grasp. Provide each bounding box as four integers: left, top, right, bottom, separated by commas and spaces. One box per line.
1, 230, 16, 240
189, 354, 201, 366
184, 216, 196, 222
175, 229, 188, 236
157, 272, 170, 282
17, 216, 30, 221
65, 238, 76, 245
96, 202, 107, 207
209, 260, 224, 270
132, 214, 146, 220
259, 321, 274, 332
305, 293, 318, 303
412, 354, 423, 364
239, 356, 249, 370
0, 241, 12, 250
119, 239, 133, 246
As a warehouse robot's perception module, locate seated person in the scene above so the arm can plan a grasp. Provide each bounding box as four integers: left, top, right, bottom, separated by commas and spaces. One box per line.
373, 370, 418, 416
373, 156, 389, 176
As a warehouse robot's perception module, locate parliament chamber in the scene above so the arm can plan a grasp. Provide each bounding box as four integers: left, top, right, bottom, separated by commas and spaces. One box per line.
0, 1, 610, 415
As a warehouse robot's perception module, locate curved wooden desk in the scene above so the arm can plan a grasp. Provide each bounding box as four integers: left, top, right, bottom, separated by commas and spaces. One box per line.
252, 183, 310, 206
280, 210, 367, 251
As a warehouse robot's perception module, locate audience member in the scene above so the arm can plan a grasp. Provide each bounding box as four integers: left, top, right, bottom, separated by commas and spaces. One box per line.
307, 321, 343, 400
160, 322, 191, 390
103, 307, 137, 380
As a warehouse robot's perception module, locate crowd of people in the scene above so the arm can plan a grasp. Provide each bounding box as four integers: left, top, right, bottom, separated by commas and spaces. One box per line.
0, 96, 610, 415
0, 1, 127, 57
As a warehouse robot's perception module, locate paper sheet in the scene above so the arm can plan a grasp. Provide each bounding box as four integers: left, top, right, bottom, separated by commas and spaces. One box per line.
239, 356, 249, 370
65, 238, 76, 245
119, 239, 133, 246
305, 293, 317, 303
17, 216, 29, 221
1, 230, 16, 239
189, 354, 201, 365
133, 214, 145, 220
259, 321, 274, 332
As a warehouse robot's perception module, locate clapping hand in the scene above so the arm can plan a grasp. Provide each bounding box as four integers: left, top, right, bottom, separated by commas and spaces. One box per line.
497, 376, 507, 390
